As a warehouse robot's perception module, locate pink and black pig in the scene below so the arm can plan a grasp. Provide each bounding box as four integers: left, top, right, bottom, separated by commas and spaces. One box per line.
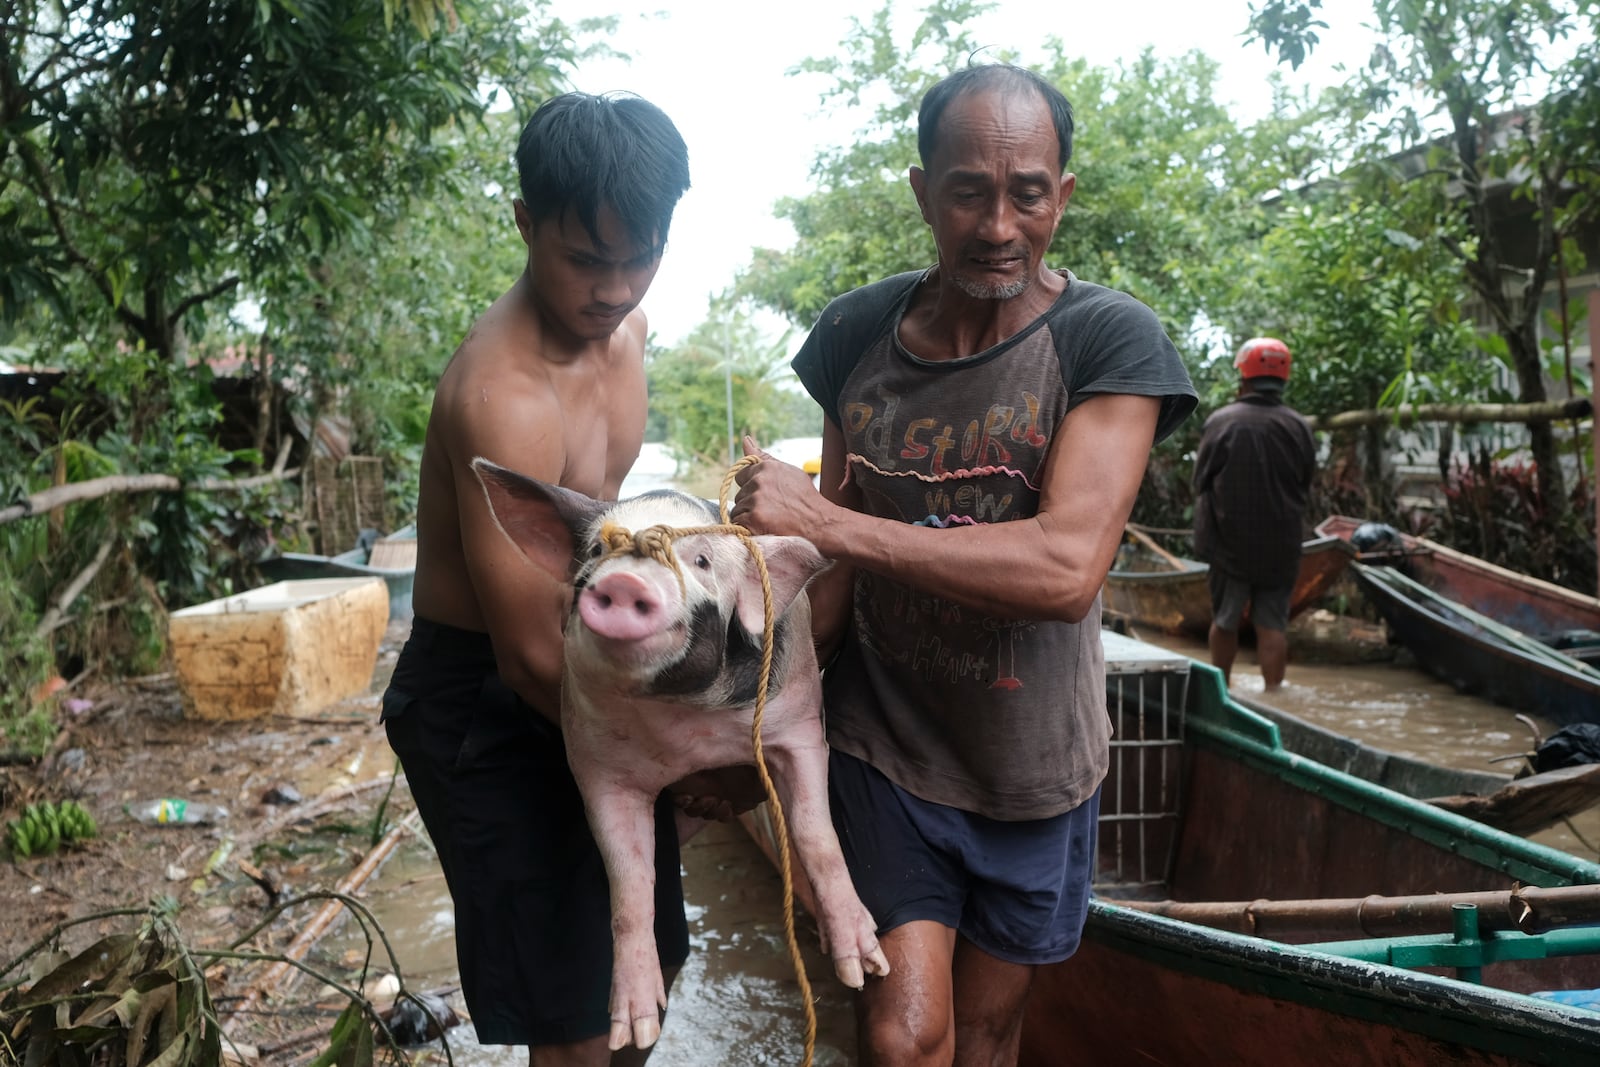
472, 458, 889, 1051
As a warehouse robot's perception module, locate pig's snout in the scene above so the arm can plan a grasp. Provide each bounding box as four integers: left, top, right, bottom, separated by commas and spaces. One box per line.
578, 571, 672, 641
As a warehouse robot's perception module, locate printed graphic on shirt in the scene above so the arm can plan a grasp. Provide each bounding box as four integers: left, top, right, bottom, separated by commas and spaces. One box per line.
839, 339, 1066, 690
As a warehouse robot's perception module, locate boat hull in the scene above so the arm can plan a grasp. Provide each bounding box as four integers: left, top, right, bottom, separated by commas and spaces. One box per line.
1102, 535, 1354, 638
1351, 563, 1600, 726
746, 633, 1600, 1063
1231, 692, 1600, 836
1317, 515, 1600, 649
257, 527, 416, 622
1023, 903, 1600, 1067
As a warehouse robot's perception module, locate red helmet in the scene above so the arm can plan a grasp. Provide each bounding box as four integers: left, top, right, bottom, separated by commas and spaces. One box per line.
1234, 337, 1292, 380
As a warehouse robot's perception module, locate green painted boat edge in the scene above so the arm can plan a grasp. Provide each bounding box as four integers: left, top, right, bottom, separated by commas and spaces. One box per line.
1184, 662, 1600, 887
1086, 901, 1600, 1061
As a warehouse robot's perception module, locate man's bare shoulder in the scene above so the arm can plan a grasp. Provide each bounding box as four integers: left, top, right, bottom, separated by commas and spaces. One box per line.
430, 298, 562, 464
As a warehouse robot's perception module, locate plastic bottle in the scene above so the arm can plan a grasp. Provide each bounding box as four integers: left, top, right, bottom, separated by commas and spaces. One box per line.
127, 798, 230, 826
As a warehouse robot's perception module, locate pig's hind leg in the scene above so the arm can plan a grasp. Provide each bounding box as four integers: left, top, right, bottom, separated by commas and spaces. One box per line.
766, 744, 891, 988
580, 787, 670, 1051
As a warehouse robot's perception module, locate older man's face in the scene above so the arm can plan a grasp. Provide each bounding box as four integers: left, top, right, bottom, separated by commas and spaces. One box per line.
911, 88, 1071, 300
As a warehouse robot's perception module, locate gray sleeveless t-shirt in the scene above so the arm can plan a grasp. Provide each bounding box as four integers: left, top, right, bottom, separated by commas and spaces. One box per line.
793, 269, 1196, 820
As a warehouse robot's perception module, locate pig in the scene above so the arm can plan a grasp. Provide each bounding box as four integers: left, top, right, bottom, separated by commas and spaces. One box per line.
472, 458, 890, 1051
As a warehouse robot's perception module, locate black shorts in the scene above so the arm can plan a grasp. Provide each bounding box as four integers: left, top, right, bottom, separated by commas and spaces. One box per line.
828, 749, 1099, 965
1207, 568, 1293, 632
380, 618, 689, 1046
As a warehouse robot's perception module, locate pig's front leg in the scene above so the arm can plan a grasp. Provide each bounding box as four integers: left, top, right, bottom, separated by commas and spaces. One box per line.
766, 741, 891, 988
580, 784, 669, 1050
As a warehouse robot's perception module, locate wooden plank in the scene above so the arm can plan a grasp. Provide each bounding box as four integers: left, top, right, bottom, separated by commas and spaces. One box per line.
367, 538, 416, 570
1429, 763, 1600, 837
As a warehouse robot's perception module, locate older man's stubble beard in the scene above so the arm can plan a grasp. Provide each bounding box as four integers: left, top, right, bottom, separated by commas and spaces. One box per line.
952, 273, 1030, 300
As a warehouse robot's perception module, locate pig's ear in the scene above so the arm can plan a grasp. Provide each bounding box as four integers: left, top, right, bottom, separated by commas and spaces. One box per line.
734, 535, 832, 635
472, 458, 608, 579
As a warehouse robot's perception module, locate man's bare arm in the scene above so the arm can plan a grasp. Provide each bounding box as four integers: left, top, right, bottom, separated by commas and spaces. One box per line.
735, 392, 1161, 623
446, 377, 572, 720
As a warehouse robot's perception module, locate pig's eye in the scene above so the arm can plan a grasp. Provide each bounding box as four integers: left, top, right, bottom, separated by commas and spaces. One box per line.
587, 544, 603, 558
694, 553, 711, 570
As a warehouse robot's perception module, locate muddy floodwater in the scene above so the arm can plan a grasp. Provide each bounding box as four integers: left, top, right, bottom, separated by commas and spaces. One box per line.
323, 818, 857, 1065
325, 620, 1600, 1064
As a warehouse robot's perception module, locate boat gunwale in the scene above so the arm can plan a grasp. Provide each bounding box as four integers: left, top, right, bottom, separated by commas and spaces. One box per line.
1352, 562, 1600, 690
1084, 900, 1600, 1058
1316, 514, 1600, 618
1181, 662, 1600, 886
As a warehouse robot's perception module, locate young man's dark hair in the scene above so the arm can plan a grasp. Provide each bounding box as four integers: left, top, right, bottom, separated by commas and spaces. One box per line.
917, 63, 1075, 171
515, 91, 692, 250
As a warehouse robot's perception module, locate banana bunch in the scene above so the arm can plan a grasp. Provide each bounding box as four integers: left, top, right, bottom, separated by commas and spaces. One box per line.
6, 799, 98, 859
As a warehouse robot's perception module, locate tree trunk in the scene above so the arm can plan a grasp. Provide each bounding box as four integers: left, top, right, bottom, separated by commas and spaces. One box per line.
252, 332, 272, 472
1444, 90, 1569, 517
1505, 315, 1566, 511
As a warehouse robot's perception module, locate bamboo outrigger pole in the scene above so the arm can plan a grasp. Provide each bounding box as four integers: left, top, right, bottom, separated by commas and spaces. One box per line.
1120, 883, 1600, 940
1304, 396, 1592, 432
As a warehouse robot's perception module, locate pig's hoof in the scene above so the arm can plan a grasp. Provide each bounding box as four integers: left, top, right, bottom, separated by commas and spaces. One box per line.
608, 1012, 661, 1051
832, 942, 890, 989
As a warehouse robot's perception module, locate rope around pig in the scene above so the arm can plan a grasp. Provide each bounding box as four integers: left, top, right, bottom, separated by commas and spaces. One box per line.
593, 454, 818, 1066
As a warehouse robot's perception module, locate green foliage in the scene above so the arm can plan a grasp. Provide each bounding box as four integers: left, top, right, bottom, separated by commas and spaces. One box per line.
6, 800, 98, 859
737, 0, 987, 325
1, 0, 573, 351
0, 400, 61, 753
647, 299, 801, 466
1219, 192, 1489, 419
0, 577, 55, 758
250, 108, 531, 521
1247, 0, 1600, 509
0, 1, 589, 689
738, 0, 1335, 385
1040, 49, 1319, 350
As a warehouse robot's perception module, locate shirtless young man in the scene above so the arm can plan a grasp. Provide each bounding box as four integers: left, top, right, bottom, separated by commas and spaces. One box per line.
380, 92, 691, 1067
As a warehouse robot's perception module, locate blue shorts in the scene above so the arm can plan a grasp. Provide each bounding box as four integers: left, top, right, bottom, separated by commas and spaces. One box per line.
828, 748, 1099, 965
381, 617, 689, 1046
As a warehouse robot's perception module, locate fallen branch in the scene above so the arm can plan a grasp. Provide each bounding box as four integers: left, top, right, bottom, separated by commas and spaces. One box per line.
231, 775, 402, 853
33, 536, 116, 640
0, 449, 301, 526
225, 821, 413, 1020
1307, 396, 1592, 432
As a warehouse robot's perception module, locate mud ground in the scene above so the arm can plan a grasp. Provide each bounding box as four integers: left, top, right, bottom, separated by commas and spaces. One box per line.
0, 621, 417, 1055
1, 620, 858, 1064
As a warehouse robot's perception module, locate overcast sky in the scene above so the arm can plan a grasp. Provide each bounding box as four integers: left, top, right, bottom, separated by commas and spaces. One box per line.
542, 0, 1383, 348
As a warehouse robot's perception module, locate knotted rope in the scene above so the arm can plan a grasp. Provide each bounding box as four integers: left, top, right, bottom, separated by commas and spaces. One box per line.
592, 454, 817, 1065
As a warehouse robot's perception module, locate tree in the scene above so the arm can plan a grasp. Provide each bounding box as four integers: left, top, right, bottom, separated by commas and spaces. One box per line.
738, 1, 1326, 356
1247, 0, 1600, 512
0, 1, 591, 708
647, 297, 799, 468
239, 107, 531, 516
1, 0, 575, 362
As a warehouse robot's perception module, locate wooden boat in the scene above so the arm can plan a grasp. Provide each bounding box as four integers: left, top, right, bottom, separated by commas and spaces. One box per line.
1232, 691, 1600, 836
256, 525, 416, 622
1100, 534, 1355, 637
1318, 514, 1600, 664
743, 632, 1600, 1065
1350, 561, 1600, 727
